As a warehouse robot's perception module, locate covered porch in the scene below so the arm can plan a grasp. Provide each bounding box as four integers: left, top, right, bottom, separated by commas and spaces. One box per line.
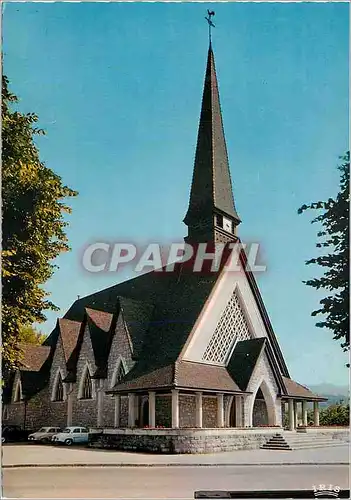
280, 377, 328, 431
282, 398, 322, 430
111, 389, 249, 429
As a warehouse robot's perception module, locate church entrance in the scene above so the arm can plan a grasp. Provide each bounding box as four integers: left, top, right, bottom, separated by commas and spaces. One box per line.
251, 381, 276, 427
229, 399, 236, 427
252, 388, 268, 426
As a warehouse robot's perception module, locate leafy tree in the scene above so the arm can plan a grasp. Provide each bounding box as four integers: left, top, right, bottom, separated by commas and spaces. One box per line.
2, 75, 77, 370
298, 152, 349, 359
19, 324, 47, 345
307, 404, 349, 426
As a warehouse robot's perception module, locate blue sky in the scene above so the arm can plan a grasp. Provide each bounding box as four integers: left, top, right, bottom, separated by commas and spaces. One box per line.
3, 2, 349, 386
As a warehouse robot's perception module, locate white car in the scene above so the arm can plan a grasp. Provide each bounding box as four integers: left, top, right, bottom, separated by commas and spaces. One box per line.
51, 426, 89, 446
28, 427, 62, 443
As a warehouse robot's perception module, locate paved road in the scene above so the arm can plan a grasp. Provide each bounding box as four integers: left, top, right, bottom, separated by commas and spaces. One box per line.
3, 465, 349, 498
3, 444, 349, 466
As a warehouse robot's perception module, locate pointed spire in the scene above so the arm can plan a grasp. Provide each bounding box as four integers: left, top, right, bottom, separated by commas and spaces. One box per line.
184, 43, 240, 241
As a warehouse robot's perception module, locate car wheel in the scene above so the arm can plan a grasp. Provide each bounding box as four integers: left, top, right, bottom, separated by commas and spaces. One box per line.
42, 438, 49, 444
65, 438, 73, 446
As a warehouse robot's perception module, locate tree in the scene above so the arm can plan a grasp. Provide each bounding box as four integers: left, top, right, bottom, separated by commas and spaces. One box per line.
19, 324, 47, 345
298, 152, 349, 359
306, 404, 349, 426
2, 75, 77, 370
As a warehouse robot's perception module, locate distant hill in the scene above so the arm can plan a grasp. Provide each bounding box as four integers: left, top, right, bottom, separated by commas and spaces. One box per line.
308, 384, 349, 407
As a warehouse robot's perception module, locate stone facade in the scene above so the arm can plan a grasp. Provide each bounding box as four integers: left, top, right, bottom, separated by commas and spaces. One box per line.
155, 395, 172, 427
89, 428, 281, 454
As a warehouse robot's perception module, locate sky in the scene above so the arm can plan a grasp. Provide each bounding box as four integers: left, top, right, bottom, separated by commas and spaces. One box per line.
3, 2, 349, 387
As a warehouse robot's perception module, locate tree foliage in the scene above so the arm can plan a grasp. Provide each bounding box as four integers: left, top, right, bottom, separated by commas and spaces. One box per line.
306, 404, 349, 426
19, 324, 47, 346
2, 75, 77, 370
298, 152, 349, 358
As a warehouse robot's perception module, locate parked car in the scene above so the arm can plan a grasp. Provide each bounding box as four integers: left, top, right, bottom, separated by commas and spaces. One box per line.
51, 427, 89, 446
2, 425, 31, 443
28, 427, 62, 443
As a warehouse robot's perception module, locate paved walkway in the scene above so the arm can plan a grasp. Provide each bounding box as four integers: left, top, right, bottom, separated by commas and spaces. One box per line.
2, 443, 349, 467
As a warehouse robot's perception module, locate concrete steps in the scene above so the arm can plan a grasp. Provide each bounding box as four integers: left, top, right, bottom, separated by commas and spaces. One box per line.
261, 433, 347, 450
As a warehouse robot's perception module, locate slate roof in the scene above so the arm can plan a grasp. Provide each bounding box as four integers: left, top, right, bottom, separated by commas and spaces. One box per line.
85, 308, 114, 377
119, 297, 154, 359
19, 344, 51, 372
107, 360, 244, 394
20, 371, 49, 399
15, 344, 52, 399
64, 265, 218, 377
175, 360, 242, 393
282, 377, 327, 401
184, 45, 240, 226
58, 319, 81, 363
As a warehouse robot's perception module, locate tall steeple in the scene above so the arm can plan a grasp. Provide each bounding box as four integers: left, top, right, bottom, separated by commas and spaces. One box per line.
184, 42, 241, 244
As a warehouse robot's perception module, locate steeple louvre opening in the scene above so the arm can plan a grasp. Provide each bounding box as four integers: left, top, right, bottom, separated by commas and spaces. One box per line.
184, 44, 241, 244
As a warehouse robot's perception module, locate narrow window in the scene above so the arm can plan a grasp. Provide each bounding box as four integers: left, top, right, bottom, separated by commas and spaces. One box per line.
216, 214, 223, 228
115, 362, 125, 384
81, 370, 92, 399
13, 379, 22, 402
54, 373, 64, 402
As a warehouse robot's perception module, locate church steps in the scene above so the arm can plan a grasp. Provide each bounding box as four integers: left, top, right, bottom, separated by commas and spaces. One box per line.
261, 432, 347, 450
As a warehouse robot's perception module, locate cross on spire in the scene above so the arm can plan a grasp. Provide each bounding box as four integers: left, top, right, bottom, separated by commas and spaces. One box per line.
205, 10, 215, 44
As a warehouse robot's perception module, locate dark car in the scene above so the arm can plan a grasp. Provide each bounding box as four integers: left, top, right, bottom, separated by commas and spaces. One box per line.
2, 425, 31, 443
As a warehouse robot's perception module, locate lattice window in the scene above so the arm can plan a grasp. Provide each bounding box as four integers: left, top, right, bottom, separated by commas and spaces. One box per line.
202, 289, 251, 364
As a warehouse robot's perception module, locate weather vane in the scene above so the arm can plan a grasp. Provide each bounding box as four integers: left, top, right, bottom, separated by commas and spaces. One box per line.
205, 10, 215, 43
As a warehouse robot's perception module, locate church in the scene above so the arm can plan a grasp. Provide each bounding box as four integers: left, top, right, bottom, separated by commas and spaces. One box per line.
4, 38, 326, 452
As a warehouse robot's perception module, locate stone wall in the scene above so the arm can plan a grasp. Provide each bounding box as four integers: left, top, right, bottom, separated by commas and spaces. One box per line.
5, 371, 54, 431
179, 395, 196, 428
203, 397, 217, 428
90, 428, 280, 454
46, 337, 69, 428
156, 395, 171, 427
104, 314, 135, 427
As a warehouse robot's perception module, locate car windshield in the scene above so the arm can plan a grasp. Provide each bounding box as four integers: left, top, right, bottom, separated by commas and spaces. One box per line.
38, 427, 48, 432
62, 428, 71, 433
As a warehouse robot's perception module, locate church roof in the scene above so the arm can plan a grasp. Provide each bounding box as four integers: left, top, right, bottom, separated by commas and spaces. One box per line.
107, 360, 243, 394
12, 344, 52, 400
282, 377, 327, 401
19, 344, 51, 372
85, 308, 114, 376
184, 44, 240, 226
175, 360, 242, 393
64, 265, 218, 376
58, 319, 81, 363
119, 297, 154, 360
